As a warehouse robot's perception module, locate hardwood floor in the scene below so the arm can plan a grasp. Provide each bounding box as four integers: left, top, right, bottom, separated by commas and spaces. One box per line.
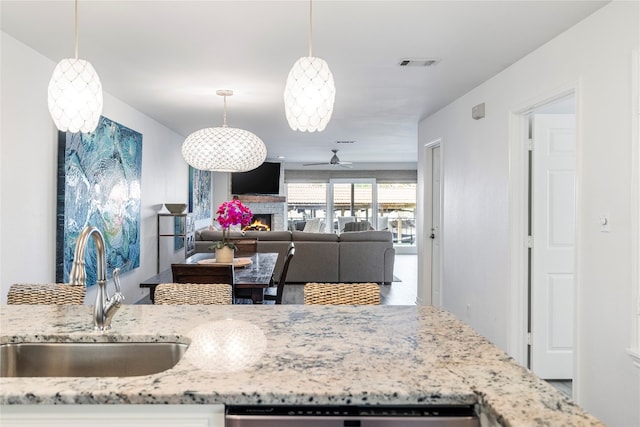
547, 380, 573, 398
281, 254, 418, 305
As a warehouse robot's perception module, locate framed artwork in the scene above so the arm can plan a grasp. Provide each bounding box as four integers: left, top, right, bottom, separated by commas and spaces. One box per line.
189, 166, 212, 220
174, 216, 185, 251
56, 116, 143, 286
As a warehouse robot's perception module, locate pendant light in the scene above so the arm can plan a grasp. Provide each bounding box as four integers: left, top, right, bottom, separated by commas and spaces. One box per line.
182, 90, 267, 173
283, 0, 335, 132
47, 0, 103, 133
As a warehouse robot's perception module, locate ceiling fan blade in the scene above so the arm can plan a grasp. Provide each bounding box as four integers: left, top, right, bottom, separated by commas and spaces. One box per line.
303, 149, 354, 167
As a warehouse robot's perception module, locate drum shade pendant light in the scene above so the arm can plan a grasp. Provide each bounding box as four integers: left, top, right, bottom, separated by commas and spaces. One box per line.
182, 90, 267, 173
47, 0, 103, 133
283, 0, 335, 132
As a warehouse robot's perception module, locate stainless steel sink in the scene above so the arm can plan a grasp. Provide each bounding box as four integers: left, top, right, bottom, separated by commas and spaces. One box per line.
0, 342, 188, 377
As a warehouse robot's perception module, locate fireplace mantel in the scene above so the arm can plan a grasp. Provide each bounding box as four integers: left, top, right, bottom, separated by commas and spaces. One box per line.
235, 195, 286, 203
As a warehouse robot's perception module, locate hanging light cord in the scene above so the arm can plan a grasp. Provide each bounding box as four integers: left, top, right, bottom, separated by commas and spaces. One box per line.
222, 95, 228, 128
74, 0, 79, 59
216, 89, 233, 128
308, 0, 313, 57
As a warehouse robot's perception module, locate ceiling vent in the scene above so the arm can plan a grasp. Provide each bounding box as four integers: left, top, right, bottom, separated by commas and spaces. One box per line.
399, 58, 440, 67
336, 140, 355, 144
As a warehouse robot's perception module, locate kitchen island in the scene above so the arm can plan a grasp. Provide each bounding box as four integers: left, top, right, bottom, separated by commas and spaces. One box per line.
0, 304, 602, 426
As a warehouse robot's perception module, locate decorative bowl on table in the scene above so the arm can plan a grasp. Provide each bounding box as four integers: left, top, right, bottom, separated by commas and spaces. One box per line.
164, 203, 187, 214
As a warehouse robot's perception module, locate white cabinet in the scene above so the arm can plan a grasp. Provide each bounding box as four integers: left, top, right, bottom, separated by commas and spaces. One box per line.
0, 404, 225, 426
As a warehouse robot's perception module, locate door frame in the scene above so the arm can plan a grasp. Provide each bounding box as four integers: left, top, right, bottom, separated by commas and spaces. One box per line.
419, 139, 443, 307
629, 50, 640, 368
507, 83, 583, 396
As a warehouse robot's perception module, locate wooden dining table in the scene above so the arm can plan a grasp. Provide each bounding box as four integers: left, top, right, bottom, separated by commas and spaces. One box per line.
140, 252, 278, 304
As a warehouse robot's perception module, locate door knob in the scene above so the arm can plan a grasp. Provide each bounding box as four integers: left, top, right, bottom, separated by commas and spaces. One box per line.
430, 233, 435, 239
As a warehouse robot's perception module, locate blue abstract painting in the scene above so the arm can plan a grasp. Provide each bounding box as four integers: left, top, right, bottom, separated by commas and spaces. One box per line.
188, 166, 211, 220
56, 116, 143, 286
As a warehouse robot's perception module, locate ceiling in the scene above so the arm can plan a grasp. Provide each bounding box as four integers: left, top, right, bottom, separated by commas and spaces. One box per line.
1, 1, 608, 170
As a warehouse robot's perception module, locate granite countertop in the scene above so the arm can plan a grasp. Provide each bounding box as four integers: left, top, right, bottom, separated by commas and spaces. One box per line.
0, 304, 603, 426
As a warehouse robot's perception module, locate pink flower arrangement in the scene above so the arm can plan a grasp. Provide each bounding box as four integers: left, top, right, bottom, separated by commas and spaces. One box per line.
212, 199, 253, 249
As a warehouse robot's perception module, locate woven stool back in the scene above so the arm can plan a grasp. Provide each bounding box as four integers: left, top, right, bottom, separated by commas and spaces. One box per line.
154, 283, 232, 305
304, 283, 380, 305
7, 283, 86, 305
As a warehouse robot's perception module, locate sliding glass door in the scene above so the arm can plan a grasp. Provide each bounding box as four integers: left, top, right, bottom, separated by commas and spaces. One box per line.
286, 179, 417, 249
378, 183, 416, 246
328, 179, 377, 233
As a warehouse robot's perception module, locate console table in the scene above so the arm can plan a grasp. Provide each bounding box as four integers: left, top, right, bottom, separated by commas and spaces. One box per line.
157, 213, 195, 273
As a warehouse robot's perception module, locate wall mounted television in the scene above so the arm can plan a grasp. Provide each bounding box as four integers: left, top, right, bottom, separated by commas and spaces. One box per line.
231, 161, 282, 195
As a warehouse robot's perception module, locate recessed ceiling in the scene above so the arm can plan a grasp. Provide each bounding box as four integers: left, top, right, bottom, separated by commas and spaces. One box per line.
0, 1, 609, 169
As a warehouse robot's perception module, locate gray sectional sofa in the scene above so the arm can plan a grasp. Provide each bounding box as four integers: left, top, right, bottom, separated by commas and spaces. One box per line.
194, 229, 395, 285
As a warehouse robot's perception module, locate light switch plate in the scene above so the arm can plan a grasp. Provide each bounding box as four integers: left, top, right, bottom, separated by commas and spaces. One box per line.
472, 103, 485, 120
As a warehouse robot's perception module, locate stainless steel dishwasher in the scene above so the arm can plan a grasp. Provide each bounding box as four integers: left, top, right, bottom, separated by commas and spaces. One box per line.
225, 405, 480, 426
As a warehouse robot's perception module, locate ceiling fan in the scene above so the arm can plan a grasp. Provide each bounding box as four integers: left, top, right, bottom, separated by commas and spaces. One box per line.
303, 149, 353, 168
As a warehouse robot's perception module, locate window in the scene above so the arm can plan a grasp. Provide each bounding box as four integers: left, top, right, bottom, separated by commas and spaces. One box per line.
378, 183, 417, 245
286, 183, 327, 231
286, 180, 416, 246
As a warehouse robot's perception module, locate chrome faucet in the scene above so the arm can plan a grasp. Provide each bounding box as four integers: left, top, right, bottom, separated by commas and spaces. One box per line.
68, 226, 125, 331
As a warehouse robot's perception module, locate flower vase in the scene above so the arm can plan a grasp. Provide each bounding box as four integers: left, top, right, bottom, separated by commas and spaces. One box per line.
216, 246, 234, 263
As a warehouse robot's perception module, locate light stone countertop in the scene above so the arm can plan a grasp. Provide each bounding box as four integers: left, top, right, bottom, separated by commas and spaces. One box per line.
0, 304, 603, 426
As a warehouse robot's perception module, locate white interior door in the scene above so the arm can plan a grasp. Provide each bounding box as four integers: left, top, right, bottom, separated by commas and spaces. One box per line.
531, 113, 576, 379
431, 146, 442, 306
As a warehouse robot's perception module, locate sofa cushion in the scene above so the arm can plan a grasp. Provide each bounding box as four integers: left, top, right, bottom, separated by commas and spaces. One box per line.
197, 229, 223, 241
292, 231, 339, 242
339, 230, 393, 242
197, 229, 245, 241
244, 230, 292, 241
286, 240, 340, 283
302, 217, 324, 233
339, 243, 395, 284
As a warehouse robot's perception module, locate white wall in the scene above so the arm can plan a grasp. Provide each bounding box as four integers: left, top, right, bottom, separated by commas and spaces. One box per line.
212, 171, 231, 216
1, 32, 192, 304
418, 2, 639, 426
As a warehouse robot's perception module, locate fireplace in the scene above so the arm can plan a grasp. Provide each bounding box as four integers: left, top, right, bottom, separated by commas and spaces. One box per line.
243, 214, 272, 232
235, 195, 286, 231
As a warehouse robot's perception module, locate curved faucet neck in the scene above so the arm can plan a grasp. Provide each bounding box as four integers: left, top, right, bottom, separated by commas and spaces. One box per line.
68, 226, 123, 331
68, 226, 107, 287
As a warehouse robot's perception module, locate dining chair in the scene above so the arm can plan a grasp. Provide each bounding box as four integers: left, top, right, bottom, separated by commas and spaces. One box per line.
229, 238, 258, 257
7, 283, 86, 305
171, 263, 236, 301
343, 220, 372, 232
171, 263, 234, 285
263, 243, 295, 304
337, 216, 356, 233
154, 283, 232, 305
376, 216, 389, 231
303, 283, 381, 305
